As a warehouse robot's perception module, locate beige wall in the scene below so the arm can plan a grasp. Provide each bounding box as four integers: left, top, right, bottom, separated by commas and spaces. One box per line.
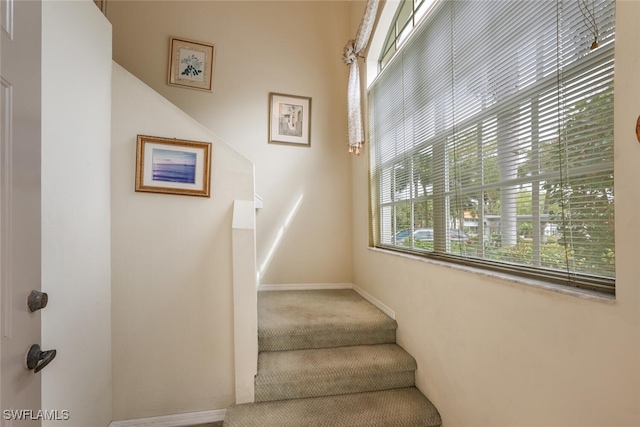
107, 0, 640, 424
41, 2, 113, 426
108, 1, 354, 285
110, 63, 254, 420
353, 1, 640, 426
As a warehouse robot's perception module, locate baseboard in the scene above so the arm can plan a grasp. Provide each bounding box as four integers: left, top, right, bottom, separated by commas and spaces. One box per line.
258, 283, 396, 320
352, 285, 396, 320
109, 409, 225, 427
258, 283, 353, 291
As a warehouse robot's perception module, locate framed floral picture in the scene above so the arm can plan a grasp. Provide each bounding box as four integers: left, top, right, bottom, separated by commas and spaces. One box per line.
167, 37, 215, 91
268, 93, 312, 146
135, 135, 212, 197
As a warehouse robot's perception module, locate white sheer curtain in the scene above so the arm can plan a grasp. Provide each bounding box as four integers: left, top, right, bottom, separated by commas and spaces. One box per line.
342, 0, 379, 155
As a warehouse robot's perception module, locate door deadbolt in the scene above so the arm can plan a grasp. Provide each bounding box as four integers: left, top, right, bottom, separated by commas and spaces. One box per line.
25, 344, 56, 373
27, 290, 48, 312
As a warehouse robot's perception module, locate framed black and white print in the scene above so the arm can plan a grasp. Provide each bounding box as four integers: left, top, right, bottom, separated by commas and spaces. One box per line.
268, 93, 311, 146
168, 37, 215, 91
135, 135, 212, 197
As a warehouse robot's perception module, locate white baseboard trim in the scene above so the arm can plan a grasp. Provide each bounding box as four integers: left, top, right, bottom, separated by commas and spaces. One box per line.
258, 283, 396, 320
258, 283, 353, 291
109, 409, 225, 427
352, 285, 396, 320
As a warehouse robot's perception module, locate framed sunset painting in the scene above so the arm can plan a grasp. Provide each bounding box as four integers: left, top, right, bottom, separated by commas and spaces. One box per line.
135, 135, 212, 197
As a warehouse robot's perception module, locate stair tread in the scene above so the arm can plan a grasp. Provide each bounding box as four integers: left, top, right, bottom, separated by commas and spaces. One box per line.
258, 289, 397, 337
257, 343, 416, 384
255, 344, 417, 401
224, 387, 442, 427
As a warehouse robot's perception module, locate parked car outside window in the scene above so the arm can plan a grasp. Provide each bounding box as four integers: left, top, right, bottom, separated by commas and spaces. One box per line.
395, 228, 471, 245
449, 229, 472, 244
394, 228, 433, 245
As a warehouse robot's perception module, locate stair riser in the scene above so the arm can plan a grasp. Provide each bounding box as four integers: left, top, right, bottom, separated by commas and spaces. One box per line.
258, 329, 396, 352
224, 387, 442, 427
255, 370, 415, 402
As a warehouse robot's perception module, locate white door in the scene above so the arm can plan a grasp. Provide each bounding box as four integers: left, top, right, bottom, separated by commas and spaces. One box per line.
0, 0, 43, 425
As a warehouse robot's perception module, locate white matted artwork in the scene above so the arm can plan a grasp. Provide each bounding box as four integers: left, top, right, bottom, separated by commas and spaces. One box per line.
168, 37, 215, 91
135, 135, 212, 197
268, 93, 311, 146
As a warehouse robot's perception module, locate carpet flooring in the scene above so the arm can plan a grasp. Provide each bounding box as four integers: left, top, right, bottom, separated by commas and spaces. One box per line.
223, 289, 441, 426
187, 423, 223, 427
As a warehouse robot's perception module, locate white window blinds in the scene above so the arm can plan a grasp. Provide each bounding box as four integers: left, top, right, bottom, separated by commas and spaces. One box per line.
369, 0, 615, 292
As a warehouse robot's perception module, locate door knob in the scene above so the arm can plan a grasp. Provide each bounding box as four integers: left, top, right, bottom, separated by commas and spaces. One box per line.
25, 344, 56, 373
27, 290, 48, 312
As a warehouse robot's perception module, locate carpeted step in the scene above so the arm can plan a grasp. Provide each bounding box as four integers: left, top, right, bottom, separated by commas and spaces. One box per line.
255, 343, 417, 402
224, 387, 442, 427
258, 289, 397, 351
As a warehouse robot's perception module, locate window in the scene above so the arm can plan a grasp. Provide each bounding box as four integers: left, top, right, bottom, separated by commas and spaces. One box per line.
379, 0, 436, 70
369, 0, 615, 293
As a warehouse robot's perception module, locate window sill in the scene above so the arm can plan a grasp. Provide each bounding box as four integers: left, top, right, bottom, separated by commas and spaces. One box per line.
368, 247, 616, 304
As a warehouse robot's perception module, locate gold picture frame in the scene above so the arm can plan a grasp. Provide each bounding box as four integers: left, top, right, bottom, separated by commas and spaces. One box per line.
268, 93, 312, 146
167, 37, 215, 92
93, 0, 107, 15
135, 135, 212, 197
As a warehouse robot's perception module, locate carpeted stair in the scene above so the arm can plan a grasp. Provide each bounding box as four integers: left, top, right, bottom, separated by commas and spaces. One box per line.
224, 289, 442, 426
